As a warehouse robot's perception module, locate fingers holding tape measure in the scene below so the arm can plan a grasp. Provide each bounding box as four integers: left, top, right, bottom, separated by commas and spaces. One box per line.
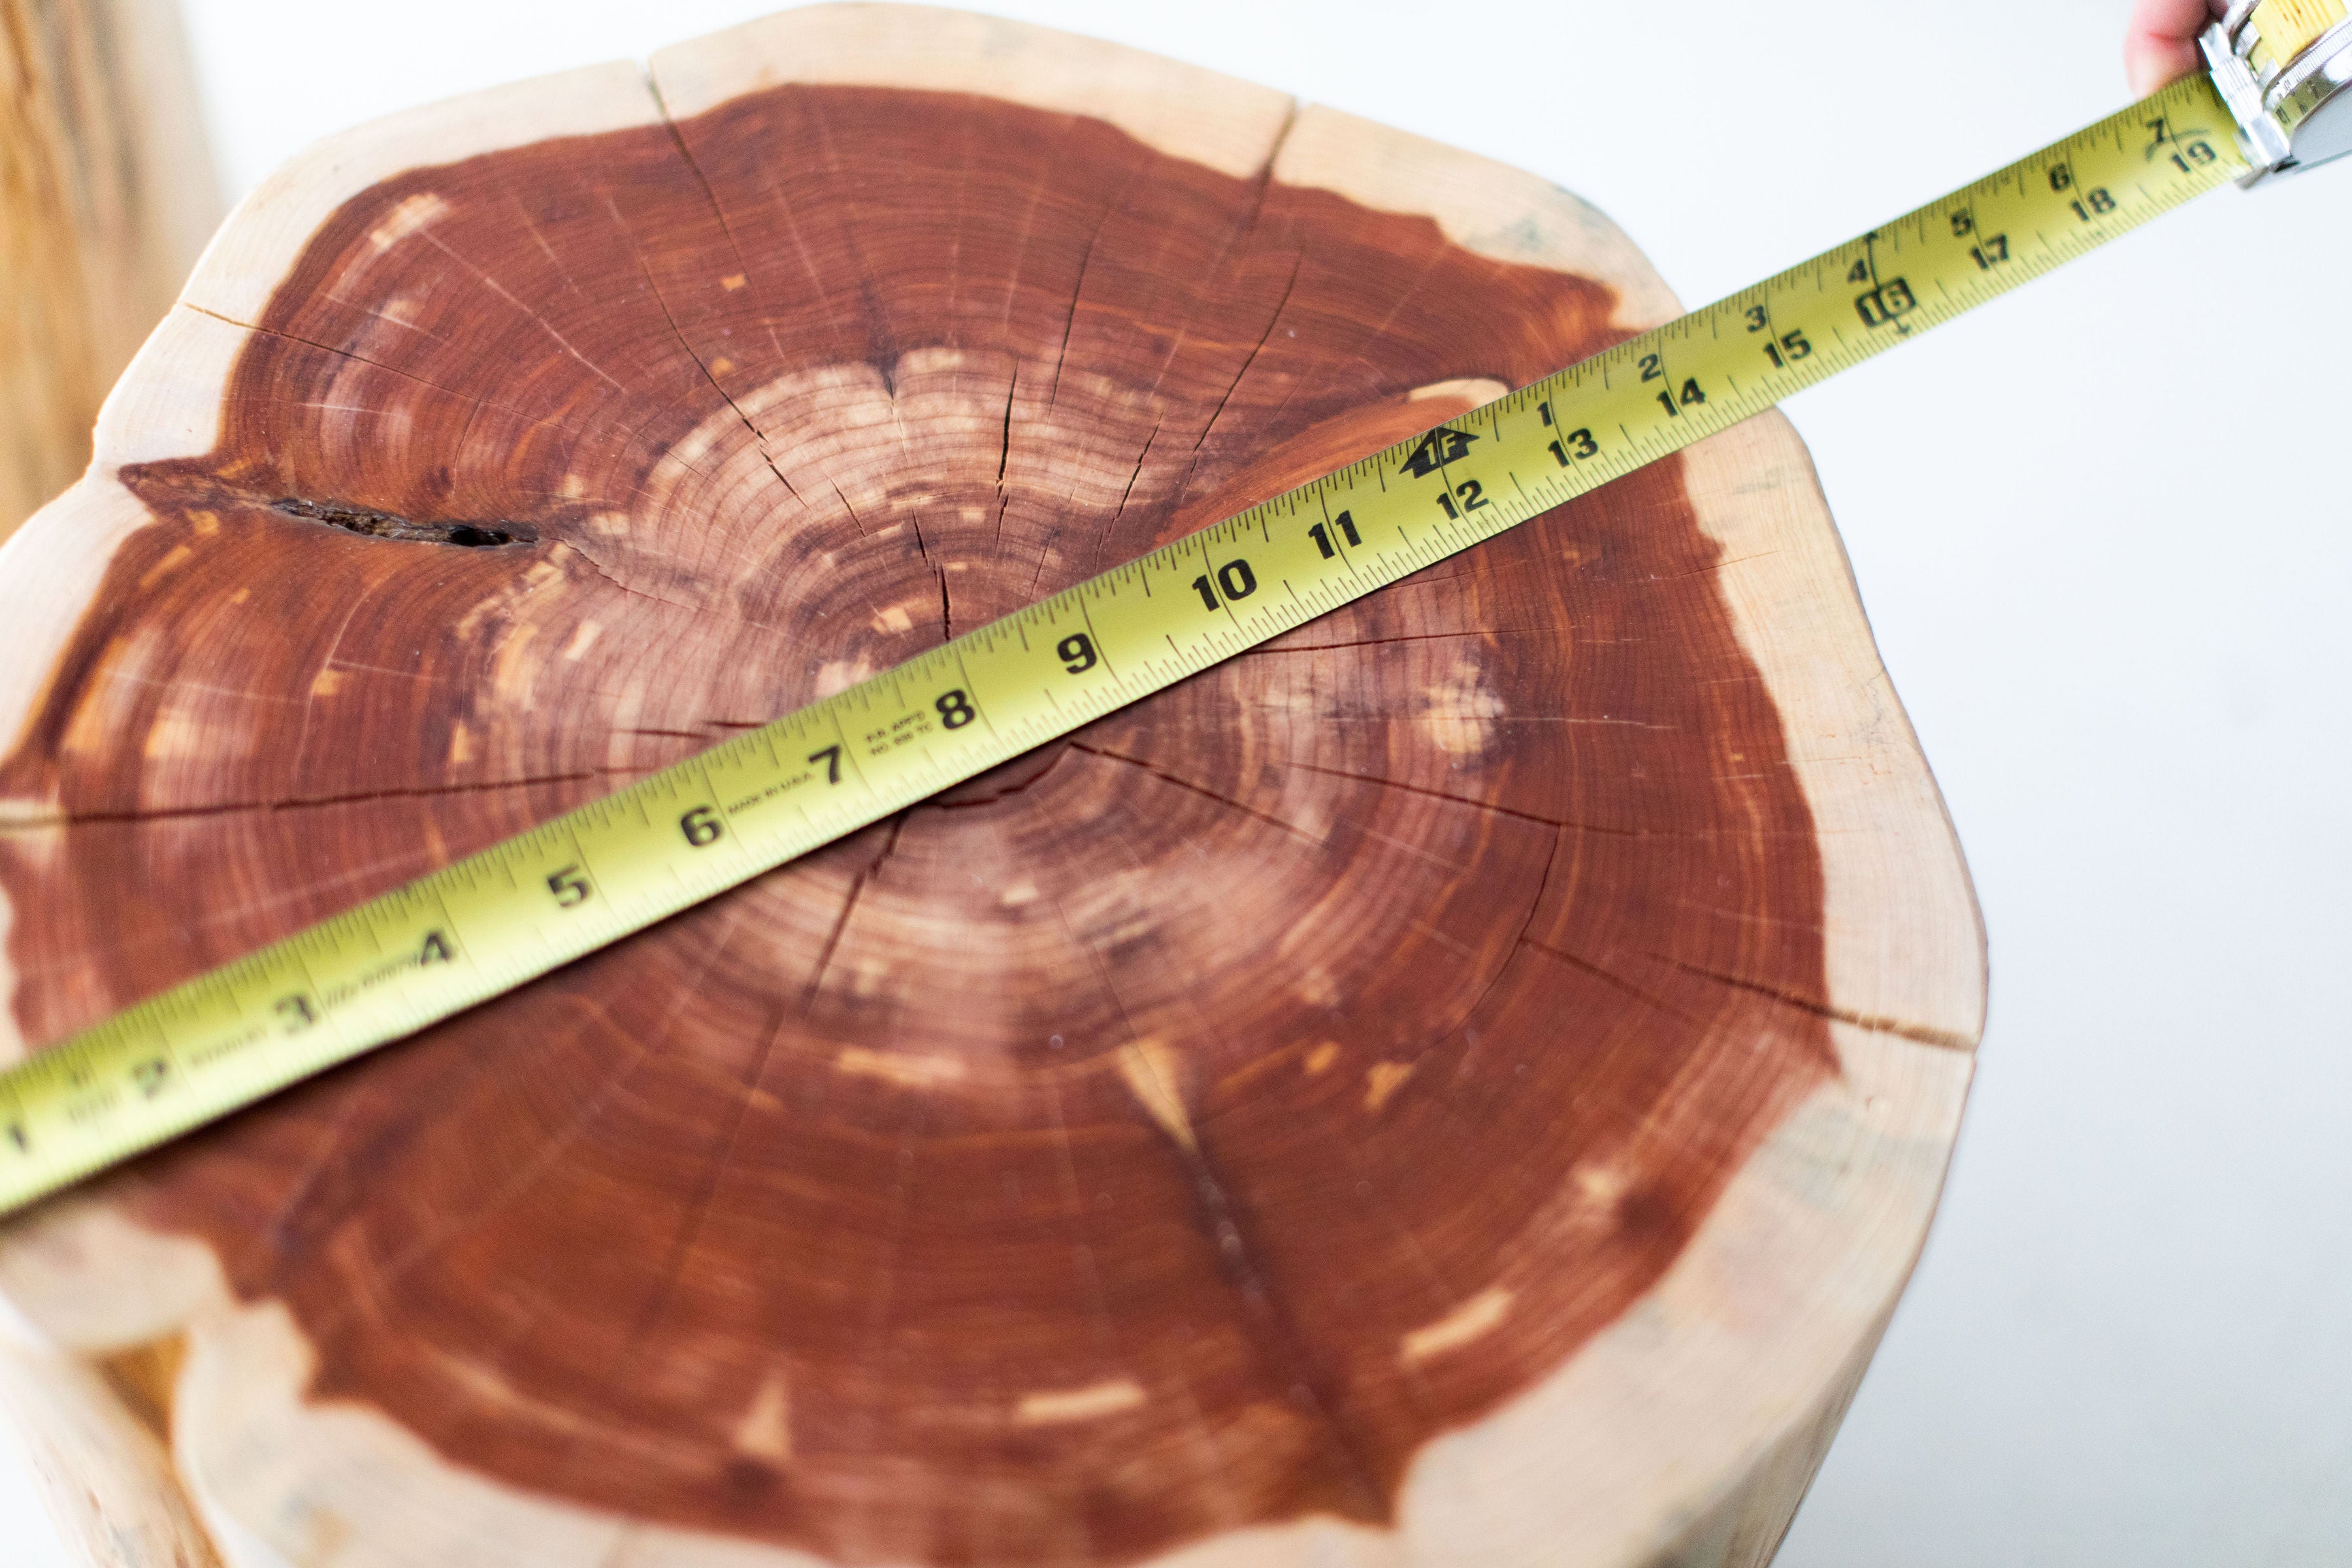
2129, 0, 2223, 95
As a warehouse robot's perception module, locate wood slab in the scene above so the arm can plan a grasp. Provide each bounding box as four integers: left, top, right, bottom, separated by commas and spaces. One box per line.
0, 8, 1983, 1567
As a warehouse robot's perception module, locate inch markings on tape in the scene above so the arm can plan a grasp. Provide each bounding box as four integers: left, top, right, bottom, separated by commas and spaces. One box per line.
0, 71, 2247, 1216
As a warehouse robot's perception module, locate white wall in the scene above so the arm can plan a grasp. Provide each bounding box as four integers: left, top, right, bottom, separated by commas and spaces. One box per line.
6, 1, 2347, 1563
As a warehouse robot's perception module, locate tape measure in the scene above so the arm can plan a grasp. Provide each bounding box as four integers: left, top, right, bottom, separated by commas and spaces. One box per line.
1, 23, 2343, 1217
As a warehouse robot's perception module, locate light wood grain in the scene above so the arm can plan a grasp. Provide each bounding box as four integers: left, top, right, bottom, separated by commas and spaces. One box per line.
0, 0, 219, 541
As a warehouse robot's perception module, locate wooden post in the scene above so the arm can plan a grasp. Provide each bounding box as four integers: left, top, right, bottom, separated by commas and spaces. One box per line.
0, 7, 1984, 1566
0, 0, 220, 541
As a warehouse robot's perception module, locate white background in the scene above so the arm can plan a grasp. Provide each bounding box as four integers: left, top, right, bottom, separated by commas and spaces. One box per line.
5, 1, 2347, 1562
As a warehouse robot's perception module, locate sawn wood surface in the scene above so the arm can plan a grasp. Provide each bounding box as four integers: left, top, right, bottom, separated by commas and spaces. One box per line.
0, 8, 1983, 1568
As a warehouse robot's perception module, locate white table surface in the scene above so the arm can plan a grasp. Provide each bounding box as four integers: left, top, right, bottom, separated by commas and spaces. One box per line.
6, 1, 2347, 1563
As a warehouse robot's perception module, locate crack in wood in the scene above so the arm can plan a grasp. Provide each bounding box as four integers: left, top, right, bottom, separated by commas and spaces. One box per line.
1520, 936, 1702, 1026
1443, 830, 1560, 1075
1237, 629, 1532, 657
1067, 742, 1326, 848
921, 742, 1075, 809
1277, 758, 1640, 836
293, 908, 757, 1346
802, 817, 907, 1009
604, 189, 811, 537
1228, 98, 1300, 261
178, 302, 547, 427
0, 767, 645, 832
801, 92, 902, 389
414, 226, 627, 393
1171, 249, 1304, 517
1648, 951, 1970, 1051
1106, 418, 1163, 540
1044, 888, 1389, 1518
992, 361, 1018, 554
543, 539, 756, 629
1045, 152, 1149, 419
272, 496, 532, 548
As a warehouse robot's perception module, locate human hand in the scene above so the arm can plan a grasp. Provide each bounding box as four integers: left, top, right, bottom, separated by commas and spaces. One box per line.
2126, 0, 2221, 93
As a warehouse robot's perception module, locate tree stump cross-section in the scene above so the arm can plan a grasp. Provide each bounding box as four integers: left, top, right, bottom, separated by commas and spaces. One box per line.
0, 8, 1984, 1568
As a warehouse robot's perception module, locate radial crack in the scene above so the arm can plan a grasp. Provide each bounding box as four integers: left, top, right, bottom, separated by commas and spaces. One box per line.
1046, 152, 1153, 414
1230, 97, 1301, 252
1239, 629, 1532, 657
1648, 951, 1970, 1050
178, 303, 546, 427
643, 67, 807, 370
621, 996, 785, 1346
600, 191, 809, 533
544, 539, 748, 629
798, 92, 901, 380
992, 361, 1019, 552
0, 767, 645, 832
1279, 759, 1639, 835
1106, 419, 1163, 539
1068, 742, 1325, 848
920, 743, 1075, 809
828, 477, 870, 539
1171, 249, 1305, 514
802, 817, 906, 1009
415, 228, 626, 392
1445, 831, 1560, 1068
1042, 888, 1388, 1516
301, 911, 752, 1345
1520, 936, 1701, 1024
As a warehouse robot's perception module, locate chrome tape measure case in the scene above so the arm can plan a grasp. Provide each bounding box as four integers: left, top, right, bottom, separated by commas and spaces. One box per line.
2204, 0, 2352, 180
